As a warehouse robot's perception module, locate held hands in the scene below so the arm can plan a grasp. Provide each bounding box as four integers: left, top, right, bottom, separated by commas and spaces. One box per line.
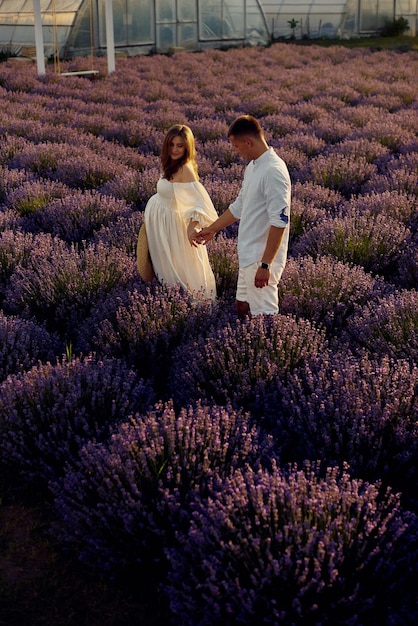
187, 221, 215, 247
187, 221, 201, 247
191, 226, 215, 246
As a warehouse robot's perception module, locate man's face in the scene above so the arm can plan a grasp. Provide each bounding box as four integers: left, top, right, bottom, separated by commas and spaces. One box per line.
229, 134, 254, 161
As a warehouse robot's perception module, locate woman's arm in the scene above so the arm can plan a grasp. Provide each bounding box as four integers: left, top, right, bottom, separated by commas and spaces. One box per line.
194, 208, 237, 244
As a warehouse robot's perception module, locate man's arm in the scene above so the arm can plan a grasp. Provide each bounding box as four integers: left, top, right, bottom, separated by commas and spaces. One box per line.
261, 225, 285, 266
255, 225, 285, 288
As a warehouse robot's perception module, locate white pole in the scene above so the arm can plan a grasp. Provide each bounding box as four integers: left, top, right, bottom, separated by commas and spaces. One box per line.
105, 0, 115, 74
33, 0, 46, 75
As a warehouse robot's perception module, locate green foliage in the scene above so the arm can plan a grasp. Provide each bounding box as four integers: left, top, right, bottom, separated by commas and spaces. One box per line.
288, 18, 299, 40
381, 17, 409, 37
0, 45, 18, 62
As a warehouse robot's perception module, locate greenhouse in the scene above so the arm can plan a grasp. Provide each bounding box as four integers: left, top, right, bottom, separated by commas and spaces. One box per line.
263, 0, 417, 39
0, 0, 270, 59
0, 0, 416, 61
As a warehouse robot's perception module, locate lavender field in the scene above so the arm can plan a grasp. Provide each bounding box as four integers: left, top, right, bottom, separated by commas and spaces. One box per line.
0, 43, 417, 625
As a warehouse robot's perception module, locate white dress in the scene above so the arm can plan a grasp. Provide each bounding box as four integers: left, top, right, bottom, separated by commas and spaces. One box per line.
144, 178, 218, 300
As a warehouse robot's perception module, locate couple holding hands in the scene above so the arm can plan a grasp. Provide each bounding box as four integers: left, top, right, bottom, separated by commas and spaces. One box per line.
137, 115, 291, 319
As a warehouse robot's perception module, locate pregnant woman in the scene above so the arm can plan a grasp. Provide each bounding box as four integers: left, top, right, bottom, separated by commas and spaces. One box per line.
140, 124, 218, 300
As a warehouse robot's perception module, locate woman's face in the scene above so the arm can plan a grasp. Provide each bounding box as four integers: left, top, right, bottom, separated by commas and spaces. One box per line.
169, 135, 186, 160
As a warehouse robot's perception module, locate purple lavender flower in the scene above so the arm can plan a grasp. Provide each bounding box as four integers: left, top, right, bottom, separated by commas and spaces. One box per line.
50, 402, 272, 576
345, 289, 418, 362
292, 209, 410, 279
0, 43, 416, 624
4, 178, 70, 218
170, 314, 327, 413
77, 281, 221, 392
0, 164, 34, 200
279, 255, 389, 334
0, 355, 155, 491
166, 462, 416, 625
0, 311, 59, 382
5, 238, 136, 336
303, 153, 377, 197
397, 234, 418, 289
263, 351, 418, 504
20, 189, 132, 242
0, 230, 42, 301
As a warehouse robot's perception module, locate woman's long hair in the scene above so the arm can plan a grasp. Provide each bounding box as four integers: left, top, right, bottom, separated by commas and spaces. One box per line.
161, 124, 198, 180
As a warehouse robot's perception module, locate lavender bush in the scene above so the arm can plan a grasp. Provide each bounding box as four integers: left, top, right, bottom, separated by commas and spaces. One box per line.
166, 462, 417, 626
0, 230, 43, 301
363, 152, 418, 197
17, 188, 132, 242
51, 403, 273, 576
343, 190, 417, 227
303, 152, 377, 197
0, 207, 18, 232
77, 281, 223, 393
207, 233, 239, 300
0, 355, 155, 491
4, 239, 136, 337
345, 289, 418, 363
169, 314, 327, 413
262, 352, 418, 505
0, 311, 59, 382
278, 255, 389, 335
397, 235, 418, 289
3, 177, 70, 219
0, 135, 33, 168
291, 181, 343, 215
93, 211, 144, 256
289, 181, 343, 245
10, 140, 127, 190
99, 161, 160, 209
292, 208, 410, 280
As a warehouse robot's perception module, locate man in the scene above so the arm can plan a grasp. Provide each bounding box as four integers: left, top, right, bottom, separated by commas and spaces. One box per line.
196, 115, 291, 318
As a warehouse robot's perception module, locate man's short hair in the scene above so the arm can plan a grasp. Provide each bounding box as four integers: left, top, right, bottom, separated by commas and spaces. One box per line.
227, 115, 263, 138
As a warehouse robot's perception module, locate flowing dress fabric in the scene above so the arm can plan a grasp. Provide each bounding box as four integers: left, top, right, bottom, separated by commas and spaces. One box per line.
144, 178, 218, 299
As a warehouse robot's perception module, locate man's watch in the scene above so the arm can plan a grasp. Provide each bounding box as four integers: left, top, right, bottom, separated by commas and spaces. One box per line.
260, 262, 270, 270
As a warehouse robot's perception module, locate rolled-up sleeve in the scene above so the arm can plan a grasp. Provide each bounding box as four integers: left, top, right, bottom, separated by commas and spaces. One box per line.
265, 167, 291, 228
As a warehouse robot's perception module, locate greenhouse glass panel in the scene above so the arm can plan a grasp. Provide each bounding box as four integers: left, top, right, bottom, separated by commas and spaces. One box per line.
178, 0, 197, 21
225, 0, 246, 38
10, 25, 34, 40
0, 0, 271, 58
199, 0, 245, 40
200, 1, 229, 39
101, 0, 154, 47
0, 26, 14, 41
128, 0, 154, 43
111, 0, 130, 45
263, 0, 350, 38
66, 1, 93, 52
48, 1, 82, 10
360, 0, 392, 31
157, 0, 175, 21
0, 0, 25, 10
177, 21, 197, 46
157, 22, 175, 48
396, 0, 417, 35
34, 10, 74, 47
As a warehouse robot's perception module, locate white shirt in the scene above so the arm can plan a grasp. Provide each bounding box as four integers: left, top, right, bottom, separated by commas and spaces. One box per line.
229, 147, 291, 268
